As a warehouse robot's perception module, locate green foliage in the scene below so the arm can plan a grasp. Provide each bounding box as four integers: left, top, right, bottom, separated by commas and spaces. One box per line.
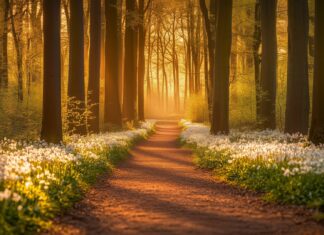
185, 94, 209, 123
189, 144, 324, 214
62, 96, 97, 137
0, 145, 133, 235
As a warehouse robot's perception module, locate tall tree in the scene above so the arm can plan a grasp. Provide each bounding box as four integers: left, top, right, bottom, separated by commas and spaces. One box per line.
199, 0, 216, 118
259, 0, 277, 129
0, 0, 8, 88
123, 0, 137, 121
9, 0, 23, 101
105, 0, 122, 126
309, 0, 324, 144
253, 0, 261, 123
137, 0, 145, 121
285, 0, 309, 134
88, 0, 101, 133
41, 0, 62, 143
210, 0, 232, 135
68, 0, 87, 135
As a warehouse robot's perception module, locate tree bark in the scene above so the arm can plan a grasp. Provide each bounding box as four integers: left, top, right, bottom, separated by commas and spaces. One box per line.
0, 0, 8, 88
138, 0, 145, 121
68, 0, 87, 135
9, 0, 23, 101
309, 0, 324, 144
285, 0, 309, 134
41, 0, 62, 143
259, 0, 277, 130
88, 0, 101, 133
210, 0, 232, 135
253, 0, 262, 123
105, 0, 122, 126
122, 0, 138, 121
199, 0, 215, 119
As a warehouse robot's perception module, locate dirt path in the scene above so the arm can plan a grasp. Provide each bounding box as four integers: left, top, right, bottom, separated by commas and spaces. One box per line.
50, 121, 324, 235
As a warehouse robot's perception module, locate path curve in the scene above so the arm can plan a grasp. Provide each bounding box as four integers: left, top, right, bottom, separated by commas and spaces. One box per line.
50, 121, 324, 235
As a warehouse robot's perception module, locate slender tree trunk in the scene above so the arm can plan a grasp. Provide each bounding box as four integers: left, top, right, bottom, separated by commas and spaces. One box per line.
175, 53, 180, 111
194, 13, 201, 94
156, 23, 161, 106
146, 22, 152, 98
199, 0, 215, 120
259, 0, 277, 130
187, 2, 194, 96
41, 0, 62, 143
210, 0, 232, 135
105, 0, 122, 125
285, 0, 309, 134
88, 0, 101, 133
203, 26, 210, 117
0, 0, 8, 88
30, 0, 42, 82
309, 0, 324, 144
68, 0, 87, 135
138, 0, 145, 121
84, 0, 90, 86
123, 0, 137, 121
9, 0, 23, 101
253, 0, 262, 123
161, 41, 168, 112
172, 13, 180, 112
117, 0, 124, 105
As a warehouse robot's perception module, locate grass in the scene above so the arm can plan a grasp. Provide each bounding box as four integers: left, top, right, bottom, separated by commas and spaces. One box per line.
183, 142, 324, 221
0, 134, 150, 235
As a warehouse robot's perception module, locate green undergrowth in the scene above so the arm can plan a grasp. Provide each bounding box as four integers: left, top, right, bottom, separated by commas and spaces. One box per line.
0, 135, 149, 235
183, 141, 324, 220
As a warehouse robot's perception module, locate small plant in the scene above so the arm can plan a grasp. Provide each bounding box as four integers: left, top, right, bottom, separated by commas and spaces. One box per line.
62, 96, 97, 138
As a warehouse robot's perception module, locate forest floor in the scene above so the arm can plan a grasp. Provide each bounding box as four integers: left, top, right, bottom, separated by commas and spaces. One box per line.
48, 121, 324, 235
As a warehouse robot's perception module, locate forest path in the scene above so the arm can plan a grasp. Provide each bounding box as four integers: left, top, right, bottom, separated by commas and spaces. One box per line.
50, 121, 324, 235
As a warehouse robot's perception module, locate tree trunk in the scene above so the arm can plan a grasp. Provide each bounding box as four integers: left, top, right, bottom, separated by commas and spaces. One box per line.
156, 22, 161, 106
138, 0, 145, 121
146, 22, 152, 98
68, 0, 87, 135
117, 0, 124, 105
41, 0, 62, 143
309, 0, 324, 144
105, 0, 122, 126
9, 0, 23, 101
285, 0, 309, 134
199, 0, 215, 120
210, 0, 232, 135
259, 0, 277, 130
253, 0, 262, 123
123, 0, 137, 121
88, 0, 101, 133
0, 0, 8, 88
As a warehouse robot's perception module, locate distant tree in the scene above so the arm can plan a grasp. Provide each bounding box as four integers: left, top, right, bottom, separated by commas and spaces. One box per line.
285, 0, 309, 134
68, 0, 87, 135
210, 0, 232, 135
41, 0, 62, 143
123, 0, 137, 121
88, 0, 101, 133
9, 0, 23, 101
105, 0, 122, 126
0, 0, 8, 88
309, 0, 324, 144
259, 0, 277, 129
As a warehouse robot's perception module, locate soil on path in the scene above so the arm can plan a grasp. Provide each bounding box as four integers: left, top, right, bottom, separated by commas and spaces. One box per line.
50, 121, 324, 235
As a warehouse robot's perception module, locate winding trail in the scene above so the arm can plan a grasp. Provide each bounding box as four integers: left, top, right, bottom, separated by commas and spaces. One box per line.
51, 121, 324, 235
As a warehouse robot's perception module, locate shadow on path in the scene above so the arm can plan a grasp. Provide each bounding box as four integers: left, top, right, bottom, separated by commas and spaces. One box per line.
49, 121, 324, 235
